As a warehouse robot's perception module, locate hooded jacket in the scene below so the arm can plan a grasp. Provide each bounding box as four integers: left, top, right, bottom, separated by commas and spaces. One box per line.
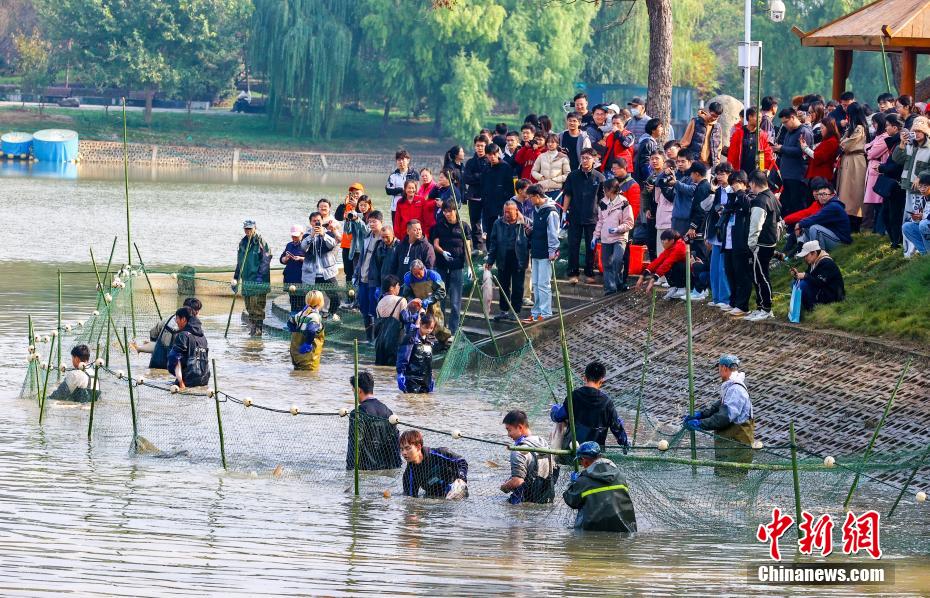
696, 371, 752, 431
148, 314, 180, 370
798, 197, 852, 244
346, 398, 402, 471
594, 194, 635, 245
167, 316, 210, 387
563, 457, 637, 533
803, 252, 846, 305
777, 123, 814, 181
550, 386, 628, 449
747, 188, 781, 250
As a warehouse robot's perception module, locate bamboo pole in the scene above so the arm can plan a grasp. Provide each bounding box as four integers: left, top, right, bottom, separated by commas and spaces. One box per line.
89, 247, 126, 354
353, 339, 360, 496
28, 315, 39, 400
880, 38, 894, 95
38, 339, 57, 424
122, 328, 138, 441
843, 358, 912, 510
224, 236, 253, 338
56, 269, 62, 371
887, 443, 930, 518
632, 287, 657, 446
789, 422, 804, 540
448, 183, 499, 356
122, 98, 137, 337
104, 319, 111, 367
87, 342, 100, 440
134, 242, 163, 321
685, 243, 696, 464
91, 237, 119, 345
551, 267, 579, 472
490, 273, 558, 402
211, 358, 227, 470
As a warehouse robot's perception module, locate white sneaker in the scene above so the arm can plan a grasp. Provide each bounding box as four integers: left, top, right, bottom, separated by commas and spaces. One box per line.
662, 287, 681, 300
728, 308, 748, 318
331, 313, 341, 323
522, 297, 534, 307
693, 290, 708, 301
744, 310, 763, 319
717, 302, 734, 310
746, 310, 773, 322
658, 276, 669, 288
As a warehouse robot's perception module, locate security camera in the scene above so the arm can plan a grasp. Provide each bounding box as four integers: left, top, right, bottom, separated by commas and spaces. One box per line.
769, 0, 786, 22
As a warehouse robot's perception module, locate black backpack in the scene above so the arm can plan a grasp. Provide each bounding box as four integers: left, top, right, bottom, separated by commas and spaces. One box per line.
523, 450, 556, 504
184, 344, 211, 387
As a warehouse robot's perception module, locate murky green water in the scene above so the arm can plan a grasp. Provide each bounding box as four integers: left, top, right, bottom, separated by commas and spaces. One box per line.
0, 164, 926, 596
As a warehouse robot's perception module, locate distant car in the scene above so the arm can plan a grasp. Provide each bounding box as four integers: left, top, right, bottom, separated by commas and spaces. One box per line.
57, 97, 80, 108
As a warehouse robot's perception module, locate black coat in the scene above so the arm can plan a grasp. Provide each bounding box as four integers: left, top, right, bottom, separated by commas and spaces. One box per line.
563, 167, 606, 226
167, 316, 210, 387
718, 190, 752, 252
463, 153, 489, 200
346, 398, 402, 471
805, 255, 845, 305
486, 217, 529, 271
389, 238, 436, 279
480, 161, 516, 222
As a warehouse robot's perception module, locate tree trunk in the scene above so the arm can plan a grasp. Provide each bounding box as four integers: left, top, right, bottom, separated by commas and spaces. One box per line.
382, 98, 392, 124
144, 90, 155, 125
433, 97, 443, 136
889, 53, 902, 92
645, 0, 673, 140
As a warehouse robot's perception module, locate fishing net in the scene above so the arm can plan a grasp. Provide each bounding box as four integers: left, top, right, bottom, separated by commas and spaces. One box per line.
19, 265, 930, 548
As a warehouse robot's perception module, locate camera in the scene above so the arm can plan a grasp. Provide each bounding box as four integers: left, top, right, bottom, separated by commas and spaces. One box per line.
769, 0, 786, 22
346, 211, 357, 221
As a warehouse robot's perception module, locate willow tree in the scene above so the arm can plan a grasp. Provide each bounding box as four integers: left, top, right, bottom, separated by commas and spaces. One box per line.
251, 0, 353, 138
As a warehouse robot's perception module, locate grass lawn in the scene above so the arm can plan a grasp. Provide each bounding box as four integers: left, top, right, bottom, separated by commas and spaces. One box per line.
769, 233, 930, 347
0, 105, 465, 155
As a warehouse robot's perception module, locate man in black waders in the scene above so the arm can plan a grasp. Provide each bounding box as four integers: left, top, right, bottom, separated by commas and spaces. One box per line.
563, 441, 637, 533
683, 354, 755, 475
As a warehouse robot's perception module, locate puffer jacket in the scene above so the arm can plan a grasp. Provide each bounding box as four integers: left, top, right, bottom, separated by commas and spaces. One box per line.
531, 150, 571, 192
562, 457, 637, 533
594, 195, 635, 244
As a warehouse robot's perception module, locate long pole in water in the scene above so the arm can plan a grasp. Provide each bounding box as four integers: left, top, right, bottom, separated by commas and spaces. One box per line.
38, 340, 57, 424
353, 339, 360, 496
123, 327, 138, 441
212, 359, 227, 470
490, 273, 558, 402
888, 443, 930, 518
843, 358, 912, 510
448, 183, 499, 356
789, 421, 804, 541
90, 247, 126, 354
87, 342, 100, 440
122, 98, 137, 337
551, 267, 579, 472
134, 242, 163, 321
28, 315, 39, 399
91, 237, 119, 345
632, 287, 657, 446
685, 243, 696, 464
56, 269, 62, 371
104, 319, 111, 367
224, 237, 252, 338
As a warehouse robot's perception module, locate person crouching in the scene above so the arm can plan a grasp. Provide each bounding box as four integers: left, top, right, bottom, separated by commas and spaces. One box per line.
396, 311, 437, 393
288, 290, 325, 370
399, 429, 469, 499
563, 441, 637, 533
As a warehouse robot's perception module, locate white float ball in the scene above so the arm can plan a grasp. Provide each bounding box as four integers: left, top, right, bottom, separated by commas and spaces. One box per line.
64, 324, 72, 332
93, 358, 104, 367
41, 335, 50, 343
657, 439, 669, 451
388, 414, 399, 425
28, 345, 35, 353
751, 440, 764, 450
288, 285, 297, 292
917, 491, 927, 503
169, 385, 180, 394
243, 398, 253, 407
33, 334, 40, 343
824, 456, 836, 468
30, 353, 39, 362
249, 471, 258, 479
50, 330, 58, 338
338, 407, 348, 417
451, 430, 462, 439
92, 310, 100, 317
171, 272, 178, 279
58, 365, 67, 373
290, 405, 299, 415
136, 376, 145, 385
79, 363, 88, 371
103, 293, 112, 303
115, 370, 126, 380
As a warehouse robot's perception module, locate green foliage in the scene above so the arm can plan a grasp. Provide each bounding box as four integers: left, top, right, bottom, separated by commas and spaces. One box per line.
441, 53, 493, 142
12, 28, 53, 106
770, 234, 930, 345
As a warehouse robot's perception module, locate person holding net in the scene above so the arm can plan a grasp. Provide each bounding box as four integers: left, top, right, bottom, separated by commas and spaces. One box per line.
396, 311, 437, 394
233, 219, 271, 336
131, 297, 202, 370
167, 306, 210, 390
563, 441, 637, 533
346, 371, 402, 471
46, 344, 98, 403
399, 429, 468, 499
501, 410, 556, 504
287, 290, 326, 370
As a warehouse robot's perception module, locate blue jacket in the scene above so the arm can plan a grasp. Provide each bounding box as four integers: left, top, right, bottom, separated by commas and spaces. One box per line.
279, 241, 305, 284
798, 197, 852, 244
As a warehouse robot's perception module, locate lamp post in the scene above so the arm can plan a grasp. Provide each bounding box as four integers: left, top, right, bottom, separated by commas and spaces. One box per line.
740, 1, 786, 120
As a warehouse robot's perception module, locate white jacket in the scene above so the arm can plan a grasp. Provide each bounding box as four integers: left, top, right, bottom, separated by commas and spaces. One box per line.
532, 151, 571, 192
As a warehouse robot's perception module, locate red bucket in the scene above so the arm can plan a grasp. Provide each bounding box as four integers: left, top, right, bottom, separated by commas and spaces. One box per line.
629, 244, 647, 275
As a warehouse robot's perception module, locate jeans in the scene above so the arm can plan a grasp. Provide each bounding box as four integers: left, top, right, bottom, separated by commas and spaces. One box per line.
902, 219, 930, 254
358, 281, 377, 341
798, 279, 818, 311
802, 224, 842, 252
601, 241, 627, 294
496, 251, 525, 315
531, 258, 553, 317
437, 266, 465, 332
751, 246, 775, 312
567, 223, 596, 277
724, 248, 752, 312
709, 244, 730, 305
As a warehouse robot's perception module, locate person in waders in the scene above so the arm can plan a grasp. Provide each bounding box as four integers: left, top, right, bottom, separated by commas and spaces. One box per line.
396, 312, 437, 394
132, 297, 202, 370
47, 344, 99, 403
373, 275, 407, 366
287, 290, 325, 370
563, 441, 637, 533
345, 371, 402, 471
234, 220, 271, 336
682, 354, 754, 475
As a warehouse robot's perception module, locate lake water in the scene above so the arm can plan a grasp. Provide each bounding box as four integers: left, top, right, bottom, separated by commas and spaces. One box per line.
0, 164, 927, 596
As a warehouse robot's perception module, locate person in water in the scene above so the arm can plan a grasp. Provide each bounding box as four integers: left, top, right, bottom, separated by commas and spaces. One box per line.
396, 311, 437, 393
167, 306, 210, 390
500, 409, 556, 504
287, 290, 325, 370
399, 429, 468, 499
345, 370, 402, 471
47, 344, 98, 403
132, 297, 202, 370
563, 441, 637, 533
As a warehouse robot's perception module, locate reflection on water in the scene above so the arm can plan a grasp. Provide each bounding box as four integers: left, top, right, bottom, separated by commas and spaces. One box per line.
0, 171, 928, 595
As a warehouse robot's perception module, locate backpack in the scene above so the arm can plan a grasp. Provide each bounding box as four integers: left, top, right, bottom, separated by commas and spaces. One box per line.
523, 450, 556, 504
184, 344, 210, 387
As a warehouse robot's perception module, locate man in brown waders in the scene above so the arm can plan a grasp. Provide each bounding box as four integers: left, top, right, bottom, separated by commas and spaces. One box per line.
682, 354, 754, 476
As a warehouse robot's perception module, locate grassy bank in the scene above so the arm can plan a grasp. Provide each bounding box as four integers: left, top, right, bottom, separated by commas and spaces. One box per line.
769, 234, 930, 346
0, 105, 457, 155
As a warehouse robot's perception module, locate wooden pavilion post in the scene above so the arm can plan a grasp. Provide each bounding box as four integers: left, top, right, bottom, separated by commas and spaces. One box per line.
901, 48, 917, 98
832, 49, 854, 100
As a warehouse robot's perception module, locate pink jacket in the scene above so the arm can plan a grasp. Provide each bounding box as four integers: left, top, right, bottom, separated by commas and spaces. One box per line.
864, 132, 890, 205
594, 195, 635, 244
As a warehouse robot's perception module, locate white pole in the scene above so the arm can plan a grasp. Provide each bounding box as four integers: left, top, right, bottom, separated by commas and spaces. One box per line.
743, 0, 752, 121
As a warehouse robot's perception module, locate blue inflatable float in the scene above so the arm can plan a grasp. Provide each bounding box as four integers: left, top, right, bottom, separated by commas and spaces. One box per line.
32, 129, 79, 162
1, 132, 33, 158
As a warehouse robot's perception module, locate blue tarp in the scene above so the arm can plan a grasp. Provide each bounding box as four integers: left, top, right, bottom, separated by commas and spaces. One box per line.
32, 129, 79, 162
1, 132, 33, 157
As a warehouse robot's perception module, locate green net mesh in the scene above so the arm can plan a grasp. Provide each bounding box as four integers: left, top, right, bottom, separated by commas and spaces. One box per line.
18, 265, 930, 549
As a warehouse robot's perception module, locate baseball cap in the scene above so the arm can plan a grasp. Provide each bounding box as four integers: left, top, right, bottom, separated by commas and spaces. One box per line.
290, 224, 305, 237
796, 240, 822, 258
243, 219, 256, 229
605, 103, 621, 114
576, 441, 602, 459
628, 96, 645, 107
349, 182, 365, 191
718, 354, 740, 368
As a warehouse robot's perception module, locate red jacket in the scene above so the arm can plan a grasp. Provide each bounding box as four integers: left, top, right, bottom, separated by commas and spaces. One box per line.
727, 125, 775, 172
806, 136, 839, 181
784, 201, 821, 226
514, 145, 542, 181
616, 176, 642, 220
648, 238, 686, 277
600, 129, 636, 173
394, 196, 427, 240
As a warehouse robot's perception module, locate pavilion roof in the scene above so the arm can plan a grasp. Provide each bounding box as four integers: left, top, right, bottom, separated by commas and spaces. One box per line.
793, 0, 930, 51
